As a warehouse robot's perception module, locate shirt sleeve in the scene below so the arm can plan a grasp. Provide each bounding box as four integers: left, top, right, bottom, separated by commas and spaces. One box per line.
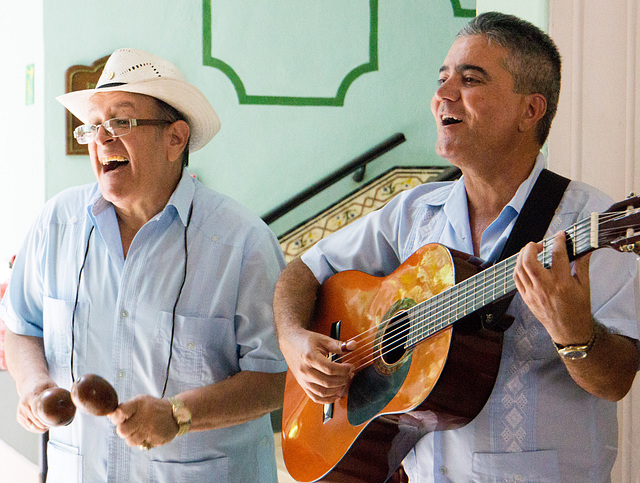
590, 248, 640, 341
301, 188, 423, 283
553, 183, 640, 346
234, 227, 288, 374
0, 214, 46, 338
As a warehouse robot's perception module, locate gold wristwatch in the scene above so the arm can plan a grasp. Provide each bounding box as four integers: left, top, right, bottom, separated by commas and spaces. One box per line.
167, 397, 192, 437
552, 321, 601, 360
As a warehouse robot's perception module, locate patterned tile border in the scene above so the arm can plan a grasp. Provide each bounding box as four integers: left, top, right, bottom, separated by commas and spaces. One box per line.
279, 166, 453, 262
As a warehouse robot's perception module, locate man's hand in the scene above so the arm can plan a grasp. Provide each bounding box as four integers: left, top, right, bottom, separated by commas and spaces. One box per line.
514, 231, 593, 345
274, 257, 357, 404
280, 327, 356, 404
17, 379, 58, 433
4, 331, 59, 433
108, 395, 178, 450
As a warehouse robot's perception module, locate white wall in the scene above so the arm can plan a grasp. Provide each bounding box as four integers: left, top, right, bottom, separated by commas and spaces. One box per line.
0, 0, 46, 467
547, 1, 640, 482
0, 0, 46, 280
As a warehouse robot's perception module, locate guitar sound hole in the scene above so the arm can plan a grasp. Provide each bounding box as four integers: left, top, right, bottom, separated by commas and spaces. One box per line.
381, 312, 409, 365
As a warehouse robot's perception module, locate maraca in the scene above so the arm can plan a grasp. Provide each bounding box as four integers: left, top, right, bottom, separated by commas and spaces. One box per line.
34, 387, 76, 426
71, 374, 119, 416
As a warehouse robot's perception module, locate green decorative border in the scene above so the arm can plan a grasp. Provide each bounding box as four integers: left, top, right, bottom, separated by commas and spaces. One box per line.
202, 0, 379, 106
450, 0, 476, 17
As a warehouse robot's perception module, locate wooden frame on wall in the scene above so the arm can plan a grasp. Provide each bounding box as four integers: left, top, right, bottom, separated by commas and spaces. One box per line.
64, 55, 109, 155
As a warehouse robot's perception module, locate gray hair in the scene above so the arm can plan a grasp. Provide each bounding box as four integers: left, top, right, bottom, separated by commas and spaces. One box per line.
154, 98, 190, 168
458, 12, 561, 146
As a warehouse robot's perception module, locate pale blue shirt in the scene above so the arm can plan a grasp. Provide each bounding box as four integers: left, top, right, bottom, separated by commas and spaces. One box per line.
1, 170, 287, 483
302, 154, 639, 482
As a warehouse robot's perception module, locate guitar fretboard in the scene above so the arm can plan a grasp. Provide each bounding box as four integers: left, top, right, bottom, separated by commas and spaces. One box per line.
404, 215, 597, 348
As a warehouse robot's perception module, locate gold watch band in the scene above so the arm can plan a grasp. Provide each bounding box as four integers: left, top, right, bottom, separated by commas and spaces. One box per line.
167, 396, 192, 437
552, 319, 602, 360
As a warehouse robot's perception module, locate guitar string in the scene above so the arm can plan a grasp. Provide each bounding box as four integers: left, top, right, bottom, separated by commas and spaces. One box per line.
352, 207, 638, 367
343, 222, 608, 369
350, 216, 634, 370
337, 211, 632, 370
333, 212, 635, 370
334, 218, 594, 367
344, 217, 634, 371
335, 216, 606, 368
334, 223, 581, 368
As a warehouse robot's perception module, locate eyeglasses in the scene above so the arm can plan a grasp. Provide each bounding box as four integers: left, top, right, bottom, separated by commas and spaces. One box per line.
74, 118, 171, 144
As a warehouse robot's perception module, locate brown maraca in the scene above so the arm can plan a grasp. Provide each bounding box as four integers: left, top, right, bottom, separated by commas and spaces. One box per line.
71, 374, 119, 416
34, 387, 76, 426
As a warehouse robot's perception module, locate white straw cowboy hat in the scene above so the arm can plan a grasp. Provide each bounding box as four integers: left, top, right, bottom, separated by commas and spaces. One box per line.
57, 48, 220, 152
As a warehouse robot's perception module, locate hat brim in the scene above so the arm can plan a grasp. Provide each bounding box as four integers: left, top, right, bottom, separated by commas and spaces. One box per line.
57, 78, 220, 152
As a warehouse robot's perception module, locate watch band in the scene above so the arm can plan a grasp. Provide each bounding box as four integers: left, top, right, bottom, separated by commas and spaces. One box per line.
167, 396, 192, 437
552, 320, 601, 360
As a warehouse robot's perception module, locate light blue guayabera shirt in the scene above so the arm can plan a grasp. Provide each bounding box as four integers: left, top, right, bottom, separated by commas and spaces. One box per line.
1, 170, 287, 483
302, 154, 639, 482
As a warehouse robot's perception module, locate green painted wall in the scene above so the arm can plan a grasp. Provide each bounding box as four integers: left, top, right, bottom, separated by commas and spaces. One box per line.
0, 0, 549, 466
477, 0, 547, 28
42, 0, 476, 236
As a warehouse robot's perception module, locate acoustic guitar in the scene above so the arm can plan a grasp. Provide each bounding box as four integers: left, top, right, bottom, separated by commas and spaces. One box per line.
281, 196, 640, 483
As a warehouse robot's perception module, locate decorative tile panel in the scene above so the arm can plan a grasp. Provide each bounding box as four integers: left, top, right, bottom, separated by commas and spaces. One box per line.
279, 166, 452, 262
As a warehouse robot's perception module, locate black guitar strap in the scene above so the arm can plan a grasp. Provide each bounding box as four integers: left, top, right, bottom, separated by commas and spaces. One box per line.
481, 168, 571, 330
498, 168, 571, 260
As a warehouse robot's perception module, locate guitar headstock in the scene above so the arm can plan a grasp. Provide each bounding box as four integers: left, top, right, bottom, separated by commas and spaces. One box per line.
604, 194, 640, 213
599, 195, 640, 255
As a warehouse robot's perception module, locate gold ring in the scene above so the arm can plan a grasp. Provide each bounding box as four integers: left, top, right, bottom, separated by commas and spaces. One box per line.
138, 441, 152, 451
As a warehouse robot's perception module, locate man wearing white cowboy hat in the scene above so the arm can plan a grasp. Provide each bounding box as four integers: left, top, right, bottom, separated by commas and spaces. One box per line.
1, 48, 287, 482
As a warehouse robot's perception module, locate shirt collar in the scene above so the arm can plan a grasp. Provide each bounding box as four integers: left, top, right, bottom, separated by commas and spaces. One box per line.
506, 152, 547, 216
166, 169, 196, 227
86, 168, 196, 227
438, 152, 547, 214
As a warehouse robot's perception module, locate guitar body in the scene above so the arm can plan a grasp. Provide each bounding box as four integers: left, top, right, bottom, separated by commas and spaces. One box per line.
282, 243, 505, 482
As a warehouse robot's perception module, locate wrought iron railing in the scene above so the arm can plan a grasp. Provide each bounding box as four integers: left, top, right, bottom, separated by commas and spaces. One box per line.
262, 133, 406, 225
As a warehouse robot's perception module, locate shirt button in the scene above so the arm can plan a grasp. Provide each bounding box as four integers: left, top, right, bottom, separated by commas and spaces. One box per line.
121, 309, 128, 318
211, 235, 218, 241
439, 466, 447, 475
118, 370, 126, 378
261, 437, 268, 446
187, 342, 195, 350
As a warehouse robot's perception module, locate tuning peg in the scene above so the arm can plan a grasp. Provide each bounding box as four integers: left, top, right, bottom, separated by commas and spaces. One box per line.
618, 241, 640, 255
628, 192, 636, 198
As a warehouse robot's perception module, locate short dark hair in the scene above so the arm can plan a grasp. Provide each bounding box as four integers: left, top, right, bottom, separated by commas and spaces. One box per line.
458, 12, 562, 146
153, 98, 190, 167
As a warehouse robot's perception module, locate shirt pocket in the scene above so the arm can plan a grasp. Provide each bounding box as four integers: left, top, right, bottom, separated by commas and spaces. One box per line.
155, 312, 236, 388
42, 296, 88, 386
148, 456, 229, 483
46, 440, 82, 483
472, 450, 560, 482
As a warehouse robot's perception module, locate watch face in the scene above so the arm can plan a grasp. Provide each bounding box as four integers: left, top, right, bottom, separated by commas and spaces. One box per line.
174, 406, 191, 424
561, 349, 587, 360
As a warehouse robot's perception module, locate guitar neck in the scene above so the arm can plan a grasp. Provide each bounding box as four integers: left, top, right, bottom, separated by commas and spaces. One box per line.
405, 214, 599, 347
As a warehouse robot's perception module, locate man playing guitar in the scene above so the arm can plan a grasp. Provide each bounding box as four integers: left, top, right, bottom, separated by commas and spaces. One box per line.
274, 12, 639, 483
